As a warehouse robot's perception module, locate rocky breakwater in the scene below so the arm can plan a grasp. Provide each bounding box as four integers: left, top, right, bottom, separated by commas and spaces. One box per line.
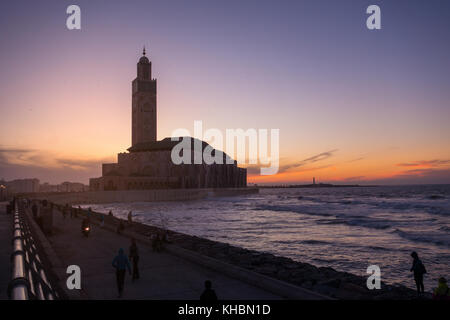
165, 235, 423, 300
67, 205, 422, 300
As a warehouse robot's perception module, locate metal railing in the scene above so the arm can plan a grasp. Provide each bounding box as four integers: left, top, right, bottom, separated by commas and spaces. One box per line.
8, 201, 60, 300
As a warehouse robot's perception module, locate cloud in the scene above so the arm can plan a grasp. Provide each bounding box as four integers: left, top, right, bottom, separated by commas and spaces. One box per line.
277, 149, 338, 173
396, 159, 450, 167
346, 157, 365, 163
0, 146, 113, 184
245, 149, 338, 177
343, 176, 365, 181
368, 168, 450, 185
55, 158, 107, 171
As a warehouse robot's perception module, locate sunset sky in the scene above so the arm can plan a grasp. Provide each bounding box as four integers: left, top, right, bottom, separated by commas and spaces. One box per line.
1, 0, 449, 185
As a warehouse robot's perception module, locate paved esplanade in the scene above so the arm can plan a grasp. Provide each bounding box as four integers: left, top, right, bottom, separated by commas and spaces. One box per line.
0, 202, 12, 299
49, 210, 281, 299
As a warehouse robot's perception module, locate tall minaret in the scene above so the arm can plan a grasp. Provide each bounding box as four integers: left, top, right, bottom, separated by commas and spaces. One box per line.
131, 47, 157, 146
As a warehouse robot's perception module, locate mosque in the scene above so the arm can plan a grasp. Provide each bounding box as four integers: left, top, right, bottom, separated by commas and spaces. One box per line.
89, 49, 247, 191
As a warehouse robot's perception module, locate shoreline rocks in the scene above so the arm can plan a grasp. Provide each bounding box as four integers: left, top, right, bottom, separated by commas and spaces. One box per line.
67, 204, 426, 300
131, 221, 423, 299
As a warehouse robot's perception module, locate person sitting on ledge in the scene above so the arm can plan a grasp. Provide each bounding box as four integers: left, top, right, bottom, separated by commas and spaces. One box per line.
200, 280, 218, 301
433, 277, 450, 300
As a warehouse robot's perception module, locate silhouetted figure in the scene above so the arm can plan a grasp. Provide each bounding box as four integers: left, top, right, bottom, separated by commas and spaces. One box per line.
112, 248, 131, 298
87, 207, 92, 219
163, 230, 172, 243
117, 220, 125, 234
63, 204, 69, 219
31, 203, 38, 219
100, 214, 105, 228
108, 210, 113, 216
127, 211, 133, 225
129, 238, 140, 281
152, 233, 163, 252
410, 251, 426, 295
433, 277, 450, 300
200, 280, 218, 301
39, 200, 52, 234
81, 217, 90, 237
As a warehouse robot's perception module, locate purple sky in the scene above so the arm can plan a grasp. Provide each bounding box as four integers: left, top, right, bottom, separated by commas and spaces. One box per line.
0, 1, 449, 185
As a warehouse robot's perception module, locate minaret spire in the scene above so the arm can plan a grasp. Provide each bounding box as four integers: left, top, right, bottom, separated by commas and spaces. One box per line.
143, 46, 146, 56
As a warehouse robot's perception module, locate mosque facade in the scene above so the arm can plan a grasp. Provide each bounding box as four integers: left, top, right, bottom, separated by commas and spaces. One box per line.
89, 50, 247, 191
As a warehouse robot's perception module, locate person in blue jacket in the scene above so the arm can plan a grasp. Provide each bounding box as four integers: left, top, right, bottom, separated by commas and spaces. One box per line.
112, 248, 131, 298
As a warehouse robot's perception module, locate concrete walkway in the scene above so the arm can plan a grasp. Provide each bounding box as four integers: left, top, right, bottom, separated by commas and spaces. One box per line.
48, 209, 282, 300
0, 202, 12, 300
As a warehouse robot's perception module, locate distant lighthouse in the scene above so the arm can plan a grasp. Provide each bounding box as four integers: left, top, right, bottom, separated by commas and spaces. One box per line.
313, 177, 316, 185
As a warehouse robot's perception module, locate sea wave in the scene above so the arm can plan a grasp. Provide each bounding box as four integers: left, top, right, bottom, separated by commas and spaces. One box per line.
256, 204, 393, 230
393, 228, 450, 247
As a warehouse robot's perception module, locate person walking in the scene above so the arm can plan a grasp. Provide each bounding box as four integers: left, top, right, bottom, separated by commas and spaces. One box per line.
117, 220, 125, 234
63, 204, 69, 219
410, 251, 427, 296
112, 248, 131, 298
129, 238, 140, 281
200, 280, 218, 301
31, 202, 38, 220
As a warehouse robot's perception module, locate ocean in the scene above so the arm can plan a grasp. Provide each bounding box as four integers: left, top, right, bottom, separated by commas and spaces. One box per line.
80, 185, 450, 291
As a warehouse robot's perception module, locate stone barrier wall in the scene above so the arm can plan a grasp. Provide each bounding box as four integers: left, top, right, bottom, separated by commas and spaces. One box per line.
26, 187, 259, 205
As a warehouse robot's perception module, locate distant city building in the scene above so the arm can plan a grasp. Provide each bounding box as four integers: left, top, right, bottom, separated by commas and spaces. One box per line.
90, 49, 247, 191
4, 178, 40, 194
58, 181, 87, 192
39, 182, 88, 193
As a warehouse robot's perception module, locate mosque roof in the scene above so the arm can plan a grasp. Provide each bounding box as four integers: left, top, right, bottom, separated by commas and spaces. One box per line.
127, 137, 235, 163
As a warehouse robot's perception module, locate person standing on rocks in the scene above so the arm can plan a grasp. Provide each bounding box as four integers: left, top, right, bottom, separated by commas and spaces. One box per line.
112, 248, 131, 298
129, 238, 140, 281
410, 251, 426, 296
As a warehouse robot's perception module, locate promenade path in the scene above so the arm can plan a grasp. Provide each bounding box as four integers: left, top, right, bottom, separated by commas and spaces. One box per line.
0, 202, 12, 300
48, 209, 282, 300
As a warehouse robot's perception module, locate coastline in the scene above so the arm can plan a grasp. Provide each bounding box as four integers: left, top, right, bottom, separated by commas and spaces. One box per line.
74, 205, 423, 300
